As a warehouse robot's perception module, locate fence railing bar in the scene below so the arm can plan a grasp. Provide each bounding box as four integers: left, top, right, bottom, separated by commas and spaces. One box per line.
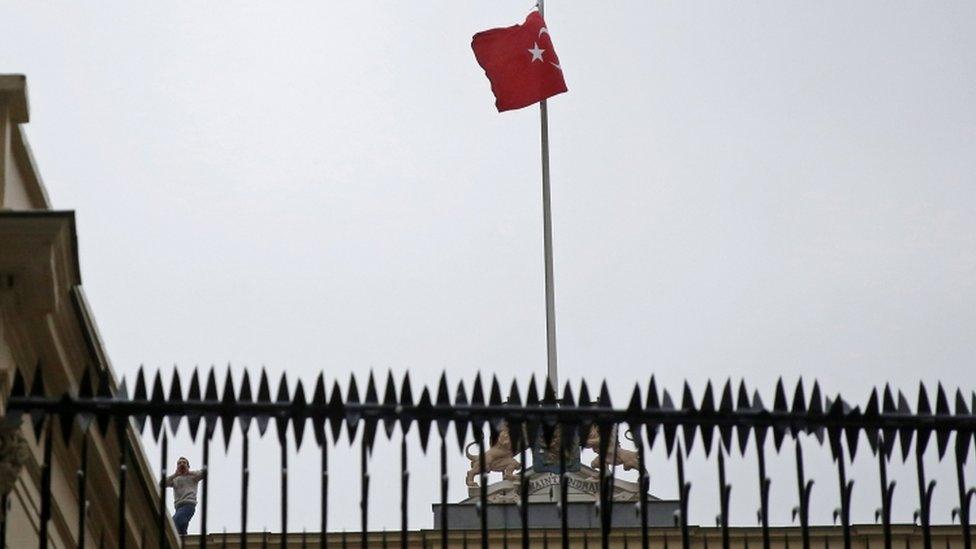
13, 395, 976, 433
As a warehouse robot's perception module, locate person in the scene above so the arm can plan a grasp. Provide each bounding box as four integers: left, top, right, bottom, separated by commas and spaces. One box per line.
165, 456, 206, 536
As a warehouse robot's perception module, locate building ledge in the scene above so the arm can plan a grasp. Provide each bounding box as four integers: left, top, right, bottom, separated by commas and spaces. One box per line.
0, 211, 80, 313
0, 75, 29, 124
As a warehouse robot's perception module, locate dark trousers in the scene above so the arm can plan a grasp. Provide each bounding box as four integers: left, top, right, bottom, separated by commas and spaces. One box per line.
173, 503, 196, 535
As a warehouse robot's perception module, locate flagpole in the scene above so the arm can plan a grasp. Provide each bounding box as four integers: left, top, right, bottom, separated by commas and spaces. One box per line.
538, 0, 558, 391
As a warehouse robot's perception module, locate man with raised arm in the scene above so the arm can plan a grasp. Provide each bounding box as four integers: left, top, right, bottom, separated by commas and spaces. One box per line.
165, 456, 206, 536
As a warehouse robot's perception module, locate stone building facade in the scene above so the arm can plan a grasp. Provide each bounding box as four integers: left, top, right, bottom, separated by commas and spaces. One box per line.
0, 74, 180, 548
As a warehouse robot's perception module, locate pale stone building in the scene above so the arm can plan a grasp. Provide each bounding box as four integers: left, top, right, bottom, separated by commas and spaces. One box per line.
0, 74, 180, 548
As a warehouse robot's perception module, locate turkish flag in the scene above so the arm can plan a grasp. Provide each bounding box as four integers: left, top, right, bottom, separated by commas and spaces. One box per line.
471, 11, 568, 112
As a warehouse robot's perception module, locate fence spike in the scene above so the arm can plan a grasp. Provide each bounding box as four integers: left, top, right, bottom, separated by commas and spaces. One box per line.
454, 380, 470, 452
237, 369, 253, 436
77, 367, 94, 434
187, 367, 203, 440
57, 394, 74, 443
808, 381, 825, 444
506, 380, 524, 452
954, 390, 971, 462
293, 379, 308, 450
11, 367, 26, 399
773, 378, 788, 452
882, 385, 897, 458
662, 388, 677, 456
310, 373, 326, 446
736, 381, 751, 454
541, 380, 564, 446
255, 368, 271, 436
626, 383, 642, 439
844, 405, 861, 461
752, 390, 769, 451
399, 372, 413, 436
220, 367, 237, 451
363, 372, 378, 451
275, 372, 291, 445
700, 382, 715, 456
327, 379, 345, 443
680, 382, 697, 455
897, 390, 914, 461
150, 369, 166, 441
29, 366, 46, 440
133, 367, 148, 434
934, 383, 950, 459
382, 370, 398, 439
204, 366, 220, 439
489, 375, 504, 438
345, 374, 360, 443
95, 369, 112, 436
916, 383, 933, 456
436, 372, 451, 438
863, 389, 880, 455
718, 379, 733, 453
645, 376, 661, 451
168, 367, 184, 435
792, 378, 807, 416
471, 373, 486, 433
416, 387, 433, 453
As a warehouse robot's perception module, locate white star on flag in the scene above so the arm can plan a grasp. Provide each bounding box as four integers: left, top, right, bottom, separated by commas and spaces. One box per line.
528, 42, 545, 62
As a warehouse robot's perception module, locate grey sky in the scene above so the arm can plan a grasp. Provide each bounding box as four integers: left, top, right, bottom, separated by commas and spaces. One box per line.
3, 0, 975, 534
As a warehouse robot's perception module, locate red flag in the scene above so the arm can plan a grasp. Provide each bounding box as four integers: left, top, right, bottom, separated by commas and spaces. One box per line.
471, 11, 568, 112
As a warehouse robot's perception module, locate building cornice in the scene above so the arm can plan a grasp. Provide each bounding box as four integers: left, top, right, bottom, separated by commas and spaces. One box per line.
0, 75, 28, 124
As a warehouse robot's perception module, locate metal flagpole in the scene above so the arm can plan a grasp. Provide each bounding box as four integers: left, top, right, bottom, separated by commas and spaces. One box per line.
538, 0, 558, 390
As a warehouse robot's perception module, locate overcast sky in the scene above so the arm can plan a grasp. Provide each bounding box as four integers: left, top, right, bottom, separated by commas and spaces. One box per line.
3, 0, 975, 535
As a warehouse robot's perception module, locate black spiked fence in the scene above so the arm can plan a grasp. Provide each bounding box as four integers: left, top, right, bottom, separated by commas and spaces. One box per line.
4, 365, 976, 549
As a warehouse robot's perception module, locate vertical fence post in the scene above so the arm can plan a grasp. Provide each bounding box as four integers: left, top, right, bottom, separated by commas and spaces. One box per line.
77, 431, 89, 549
361, 436, 369, 549
440, 434, 449, 549
38, 420, 53, 549
321, 437, 328, 549
201, 431, 211, 549
280, 433, 288, 549
158, 433, 168, 549
116, 419, 128, 549
400, 433, 407, 549
241, 431, 249, 549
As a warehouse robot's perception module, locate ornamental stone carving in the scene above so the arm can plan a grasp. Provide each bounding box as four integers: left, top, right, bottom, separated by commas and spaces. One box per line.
0, 418, 28, 498
464, 424, 521, 487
